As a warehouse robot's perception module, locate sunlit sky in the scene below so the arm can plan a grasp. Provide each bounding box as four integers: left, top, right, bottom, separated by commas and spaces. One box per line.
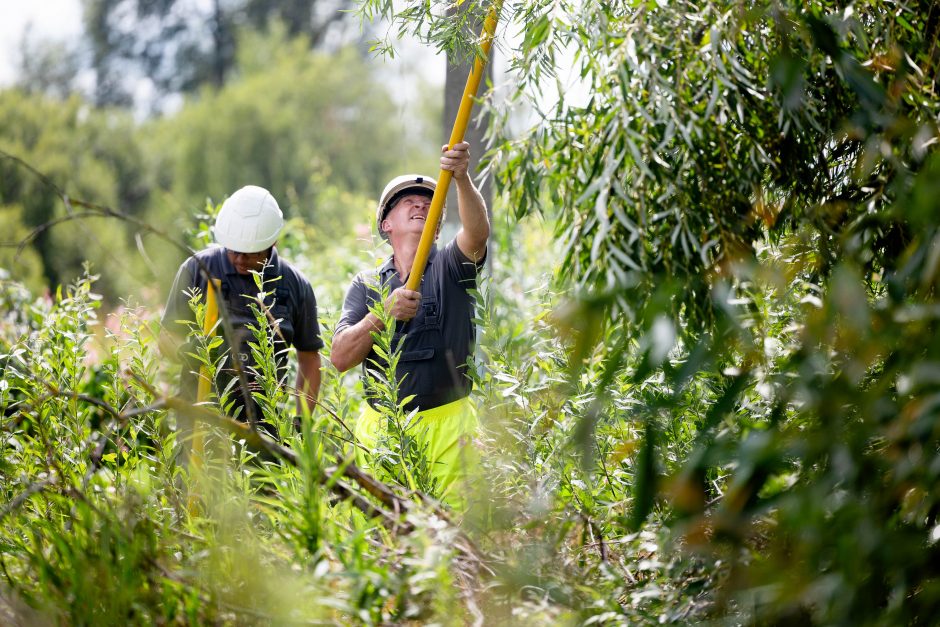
0, 0, 84, 85
0, 1, 586, 126
0, 0, 448, 92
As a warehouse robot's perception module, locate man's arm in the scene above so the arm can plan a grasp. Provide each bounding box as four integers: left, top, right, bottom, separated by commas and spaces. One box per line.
296, 350, 321, 414
442, 141, 490, 262
330, 288, 421, 372
330, 312, 384, 373
159, 258, 197, 361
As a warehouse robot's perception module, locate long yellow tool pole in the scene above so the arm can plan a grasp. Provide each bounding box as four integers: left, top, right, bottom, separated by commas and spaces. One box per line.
405, 2, 501, 291
193, 278, 221, 467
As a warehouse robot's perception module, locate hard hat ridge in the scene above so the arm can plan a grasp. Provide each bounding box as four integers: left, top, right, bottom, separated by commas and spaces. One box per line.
213, 185, 284, 253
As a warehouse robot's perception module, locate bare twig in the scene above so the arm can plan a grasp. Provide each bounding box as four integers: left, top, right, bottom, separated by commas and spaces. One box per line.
160, 394, 494, 573
0, 150, 262, 428
580, 511, 609, 563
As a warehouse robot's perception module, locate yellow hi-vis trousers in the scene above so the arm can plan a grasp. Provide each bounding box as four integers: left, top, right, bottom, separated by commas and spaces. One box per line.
354, 397, 479, 508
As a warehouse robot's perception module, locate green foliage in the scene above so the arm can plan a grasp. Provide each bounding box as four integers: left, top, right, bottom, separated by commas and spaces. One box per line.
360, 0, 940, 623
1, 27, 439, 306
3, 0, 940, 624
0, 265, 477, 623
490, 0, 936, 326
144, 43, 418, 241
363, 286, 439, 496
243, 268, 293, 430
0, 91, 148, 298
490, 0, 940, 622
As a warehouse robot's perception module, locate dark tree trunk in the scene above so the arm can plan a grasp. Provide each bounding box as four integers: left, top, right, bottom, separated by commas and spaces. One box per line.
442, 5, 493, 231
211, 0, 227, 87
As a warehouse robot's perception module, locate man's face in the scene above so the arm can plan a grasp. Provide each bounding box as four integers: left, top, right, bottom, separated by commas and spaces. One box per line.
383, 193, 432, 240
226, 247, 270, 275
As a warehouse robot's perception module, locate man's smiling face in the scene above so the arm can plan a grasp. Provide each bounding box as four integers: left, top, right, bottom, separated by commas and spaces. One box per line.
382, 193, 432, 240
226, 248, 271, 275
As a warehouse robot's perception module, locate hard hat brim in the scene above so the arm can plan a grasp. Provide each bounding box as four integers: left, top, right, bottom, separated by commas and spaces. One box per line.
213, 226, 281, 253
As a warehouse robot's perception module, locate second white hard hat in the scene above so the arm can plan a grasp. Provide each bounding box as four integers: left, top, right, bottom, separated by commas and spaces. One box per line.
213, 185, 284, 253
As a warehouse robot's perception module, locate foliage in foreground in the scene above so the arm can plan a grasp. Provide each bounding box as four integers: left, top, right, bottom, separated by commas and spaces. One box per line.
0, 219, 715, 625
372, 0, 940, 623
489, 0, 940, 623
2, 0, 940, 625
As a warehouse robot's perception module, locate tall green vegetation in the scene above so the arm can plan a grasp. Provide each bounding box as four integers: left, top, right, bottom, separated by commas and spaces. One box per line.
506, 1, 940, 621
2, 0, 940, 624
367, 0, 940, 622
0, 267, 474, 624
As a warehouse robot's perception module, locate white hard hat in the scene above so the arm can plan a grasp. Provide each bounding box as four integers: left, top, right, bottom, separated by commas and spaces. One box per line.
213, 185, 284, 253
376, 174, 437, 241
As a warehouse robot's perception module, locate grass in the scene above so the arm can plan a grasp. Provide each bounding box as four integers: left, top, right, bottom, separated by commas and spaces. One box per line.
10, 192, 935, 625
0, 212, 724, 625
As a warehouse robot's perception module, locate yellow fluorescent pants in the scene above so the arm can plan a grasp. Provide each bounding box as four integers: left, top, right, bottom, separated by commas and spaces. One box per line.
355, 397, 479, 507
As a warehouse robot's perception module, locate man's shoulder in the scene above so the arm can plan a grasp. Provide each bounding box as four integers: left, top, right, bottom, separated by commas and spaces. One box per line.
174, 246, 223, 281
438, 239, 486, 274
351, 266, 387, 292
187, 246, 225, 269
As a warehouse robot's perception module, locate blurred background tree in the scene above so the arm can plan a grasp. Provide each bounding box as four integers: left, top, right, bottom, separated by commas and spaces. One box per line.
0, 90, 147, 297
81, 0, 360, 108
1, 2, 440, 305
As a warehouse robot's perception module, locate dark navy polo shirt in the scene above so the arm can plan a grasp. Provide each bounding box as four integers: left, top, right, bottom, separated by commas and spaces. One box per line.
335, 240, 485, 412
162, 246, 323, 401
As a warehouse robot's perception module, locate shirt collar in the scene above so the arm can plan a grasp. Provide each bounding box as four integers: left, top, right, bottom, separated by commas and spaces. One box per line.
380, 244, 439, 278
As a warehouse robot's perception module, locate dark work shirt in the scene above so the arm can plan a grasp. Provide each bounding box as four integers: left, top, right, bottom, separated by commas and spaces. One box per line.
335, 241, 485, 412
162, 246, 323, 402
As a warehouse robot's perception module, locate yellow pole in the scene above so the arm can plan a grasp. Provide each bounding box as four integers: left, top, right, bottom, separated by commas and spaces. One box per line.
406, 2, 501, 291
192, 278, 221, 468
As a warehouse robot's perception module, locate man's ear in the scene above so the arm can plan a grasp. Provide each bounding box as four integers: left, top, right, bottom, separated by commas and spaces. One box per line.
436, 205, 446, 237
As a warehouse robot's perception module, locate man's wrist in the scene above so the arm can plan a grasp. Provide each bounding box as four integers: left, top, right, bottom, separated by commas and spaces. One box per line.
366, 312, 385, 332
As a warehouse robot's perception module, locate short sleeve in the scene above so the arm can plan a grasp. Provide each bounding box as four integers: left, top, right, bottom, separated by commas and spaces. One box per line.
335, 274, 372, 335
161, 258, 198, 338
292, 279, 324, 352
443, 239, 485, 287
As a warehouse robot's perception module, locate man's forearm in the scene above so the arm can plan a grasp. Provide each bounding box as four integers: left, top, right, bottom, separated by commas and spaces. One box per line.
454, 175, 489, 261
296, 351, 322, 414
329, 312, 384, 372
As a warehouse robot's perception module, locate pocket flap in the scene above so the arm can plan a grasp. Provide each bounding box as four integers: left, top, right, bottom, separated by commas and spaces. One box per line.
399, 348, 435, 362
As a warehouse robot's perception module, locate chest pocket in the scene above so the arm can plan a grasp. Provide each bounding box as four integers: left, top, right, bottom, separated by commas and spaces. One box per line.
410, 293, 441, 332
270, 287, 294, 346
392, 293, 441, 363
218, 281, 294, 345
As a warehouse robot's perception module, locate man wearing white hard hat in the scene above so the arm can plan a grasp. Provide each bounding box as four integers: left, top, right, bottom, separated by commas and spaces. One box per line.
162, 185, 323, 433
331, 142, 488, 506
